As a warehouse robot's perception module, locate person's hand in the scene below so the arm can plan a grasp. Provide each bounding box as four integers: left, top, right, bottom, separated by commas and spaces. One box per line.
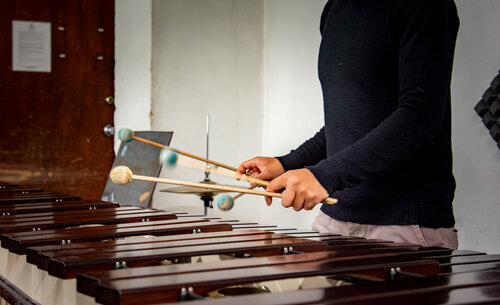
237, 157, 285, 182
266, 168, 328, 211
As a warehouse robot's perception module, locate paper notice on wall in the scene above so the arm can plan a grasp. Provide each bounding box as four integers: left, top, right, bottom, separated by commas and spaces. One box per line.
12, 20, 51, 72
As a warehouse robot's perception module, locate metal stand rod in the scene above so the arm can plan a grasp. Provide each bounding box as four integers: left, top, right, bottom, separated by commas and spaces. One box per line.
200, 196, 213, 216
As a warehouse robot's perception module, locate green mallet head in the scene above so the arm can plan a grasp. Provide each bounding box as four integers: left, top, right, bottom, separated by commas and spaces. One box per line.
159, 148, 178, 167
217, 195, 234, 211
118, 128, 134, 142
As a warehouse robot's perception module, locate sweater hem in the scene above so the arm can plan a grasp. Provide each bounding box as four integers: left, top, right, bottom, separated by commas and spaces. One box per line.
320, 197, 455, 228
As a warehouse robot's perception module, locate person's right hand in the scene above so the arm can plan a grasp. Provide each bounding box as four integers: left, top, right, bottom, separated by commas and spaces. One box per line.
237, 157, 285, 182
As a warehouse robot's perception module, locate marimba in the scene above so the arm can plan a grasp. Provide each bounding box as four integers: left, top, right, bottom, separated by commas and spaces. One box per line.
0, 182, 499, 305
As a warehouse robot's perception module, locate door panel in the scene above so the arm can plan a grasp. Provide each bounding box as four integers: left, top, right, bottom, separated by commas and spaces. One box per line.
0, 0, 115, 199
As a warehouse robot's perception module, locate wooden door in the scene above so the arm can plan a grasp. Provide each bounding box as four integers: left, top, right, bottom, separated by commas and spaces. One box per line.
0, 0, 115, 199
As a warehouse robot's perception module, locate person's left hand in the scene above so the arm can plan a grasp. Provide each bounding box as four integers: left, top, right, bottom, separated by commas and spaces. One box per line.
265, 168, 329, 211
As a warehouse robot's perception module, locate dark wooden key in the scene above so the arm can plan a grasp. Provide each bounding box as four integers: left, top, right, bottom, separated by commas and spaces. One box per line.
233, 224, 279, 229
2, 218, 231, 254
0, 210, 177, 233
0, 191, 58, 198
322, 274, 500, 305
0, 187, 54, 197
426, 249, 486, 257
90, 254, 439, 305
269, 229, 321, 235
79, 250, 497, 303
76, 251, 404, 297
356, 283, 500, 305
0, 191, 65, 197
0, 200, 118, 215
0, 188, 44, 194
27, 229, 271, 259
436, 254, 500, 266
30, 232, 327, 270
322, 241, 419, 253
48, 237, 329, 279
4, 217, 212, 240
0, 182, 20, 188
0, 206, 145, 223
27, 230, 274, 266
150, 270, 500, 305
0, 194, 81, 204
439, 261, 500, 275
405, 248, 486, 258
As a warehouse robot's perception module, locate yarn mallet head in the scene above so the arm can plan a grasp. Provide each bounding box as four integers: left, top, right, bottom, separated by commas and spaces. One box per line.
217, 195, 234, 211
109, 166, 133, 185
159, 148, 178, 167
118, 128, 135, 143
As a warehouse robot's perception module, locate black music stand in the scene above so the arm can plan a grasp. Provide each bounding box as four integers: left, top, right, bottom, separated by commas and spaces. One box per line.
102, 131, 173, 208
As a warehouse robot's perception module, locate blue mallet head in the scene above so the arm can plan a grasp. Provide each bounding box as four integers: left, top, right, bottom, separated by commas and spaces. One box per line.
217, 195, 234, 211
159, 148, 178, 167
118, 128, 134, 142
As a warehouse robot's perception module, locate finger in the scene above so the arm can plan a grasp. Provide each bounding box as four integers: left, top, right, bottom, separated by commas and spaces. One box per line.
266, 175, 286, 206
252, 170, 272, 180
237, 161, 254, 175
293, 192, 307, 211
294, 199, 305, 211
239, 158, 261, 171
304, 198, 317, 211
265, 196, 272, 206
281, 188, 296, 208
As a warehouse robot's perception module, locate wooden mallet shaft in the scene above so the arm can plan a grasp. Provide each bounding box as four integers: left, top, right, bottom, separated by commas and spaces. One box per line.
233, 185, 258, 200
171, 154, 269, 187
160, 148, 267, 200
167, 153, 339, 204
131, 135, 238, 172
120, 129, 266, 189
135, 174, 338, 204
110, 166, 337, 205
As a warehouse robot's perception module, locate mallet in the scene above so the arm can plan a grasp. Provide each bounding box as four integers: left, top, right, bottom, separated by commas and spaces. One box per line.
216, 195, 235, 211
110, 166, 338, 205
118, 128, 238, 172
160, 149, 338, 206
159, 147, 265, 203
159, 149, 270, 187
119, 128, 263, 201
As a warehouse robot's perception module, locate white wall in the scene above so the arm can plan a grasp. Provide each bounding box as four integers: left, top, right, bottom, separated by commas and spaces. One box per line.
114, 0, 152, 152
150, 0, 264, 221
452, 0, 500, 254
261, 0, 327, 229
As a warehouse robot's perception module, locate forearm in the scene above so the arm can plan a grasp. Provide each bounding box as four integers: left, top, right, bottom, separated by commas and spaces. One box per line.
308, 95, 451, 194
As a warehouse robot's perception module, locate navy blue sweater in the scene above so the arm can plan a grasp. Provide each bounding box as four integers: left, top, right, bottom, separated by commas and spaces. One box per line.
277, 0, 459, 228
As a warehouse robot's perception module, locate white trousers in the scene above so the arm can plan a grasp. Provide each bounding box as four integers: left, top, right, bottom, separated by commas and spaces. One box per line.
312, 211, 458, 250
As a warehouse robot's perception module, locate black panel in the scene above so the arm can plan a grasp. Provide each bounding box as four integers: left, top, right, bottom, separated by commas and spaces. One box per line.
102, 131, 173, 208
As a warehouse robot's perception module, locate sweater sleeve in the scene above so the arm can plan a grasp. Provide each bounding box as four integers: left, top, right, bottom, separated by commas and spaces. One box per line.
276, 127, 327, 171
307, 0, 459, 195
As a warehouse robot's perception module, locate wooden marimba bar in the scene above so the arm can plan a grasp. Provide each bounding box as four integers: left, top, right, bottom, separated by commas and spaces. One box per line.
0, 182, 499, 305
